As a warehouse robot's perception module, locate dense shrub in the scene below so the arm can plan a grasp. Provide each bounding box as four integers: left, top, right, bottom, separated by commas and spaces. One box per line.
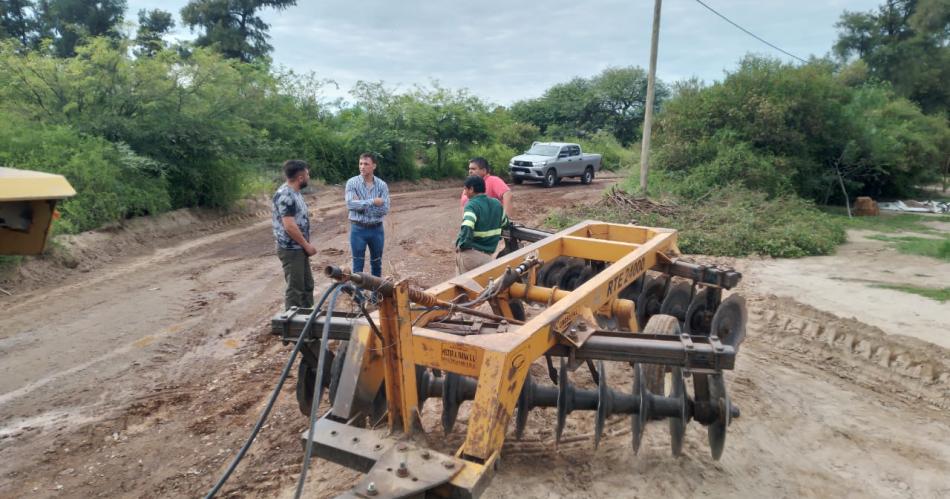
0, 113, 170, 233
652, 56, 950, 203
571, 131, 638, 172
546, 185, 845, 258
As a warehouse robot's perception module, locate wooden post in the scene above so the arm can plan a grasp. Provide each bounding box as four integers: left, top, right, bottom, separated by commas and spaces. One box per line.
639, 0, 662, 196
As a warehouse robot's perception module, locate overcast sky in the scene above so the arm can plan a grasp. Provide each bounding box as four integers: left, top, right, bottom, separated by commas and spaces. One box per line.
126, 0, 882, 105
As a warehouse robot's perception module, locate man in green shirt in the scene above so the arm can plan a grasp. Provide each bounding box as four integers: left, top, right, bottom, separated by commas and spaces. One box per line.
455, 175, 509, 274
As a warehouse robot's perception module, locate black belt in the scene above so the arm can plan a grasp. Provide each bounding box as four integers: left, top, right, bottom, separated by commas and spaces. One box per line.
351, 220, 382, 228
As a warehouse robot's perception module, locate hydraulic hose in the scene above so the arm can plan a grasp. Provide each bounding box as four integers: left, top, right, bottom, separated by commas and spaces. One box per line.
295, 283, 351, 498
204, 282, 342, 499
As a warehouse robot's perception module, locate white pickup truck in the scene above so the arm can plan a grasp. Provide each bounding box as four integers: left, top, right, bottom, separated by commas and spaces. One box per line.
508, 142, 603, 188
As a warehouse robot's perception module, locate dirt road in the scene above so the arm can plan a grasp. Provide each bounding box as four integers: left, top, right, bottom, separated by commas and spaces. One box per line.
1, 178, 948, 499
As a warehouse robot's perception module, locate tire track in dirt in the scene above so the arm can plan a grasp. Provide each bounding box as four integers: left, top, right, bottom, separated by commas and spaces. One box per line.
745, 295, 950, 410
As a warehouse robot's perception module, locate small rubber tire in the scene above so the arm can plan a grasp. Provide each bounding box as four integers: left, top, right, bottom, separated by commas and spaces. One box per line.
639, 314, 680, 394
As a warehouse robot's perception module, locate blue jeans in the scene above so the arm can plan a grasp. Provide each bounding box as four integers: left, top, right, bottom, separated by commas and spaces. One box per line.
350, 223, 384, 277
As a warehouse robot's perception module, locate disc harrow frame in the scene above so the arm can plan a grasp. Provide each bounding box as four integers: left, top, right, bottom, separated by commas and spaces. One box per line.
270, 220, 747, 498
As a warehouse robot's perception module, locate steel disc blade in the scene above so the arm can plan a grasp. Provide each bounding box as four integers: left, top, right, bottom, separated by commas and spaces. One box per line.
328, 341, 348, 404
296, 359, 315, 417
684, 289, 713, 335
636, 275, 667, 329
556, 358, 571, 443
631, 364, 649, 454
441, 373, 461, 434
660, 281, 693, 327
515, 376, 535, 440
536, 257, 562, 287
594, 361, 609, 450
669, 367, 687, 456
538, 257, 569, 288
707, 373, 730, 460
558, 260, 589, 291
710, 294, 748, 350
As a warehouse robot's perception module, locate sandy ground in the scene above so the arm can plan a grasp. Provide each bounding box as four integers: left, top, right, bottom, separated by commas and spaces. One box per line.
1, 177, 948, 499
744, 228, 950, 348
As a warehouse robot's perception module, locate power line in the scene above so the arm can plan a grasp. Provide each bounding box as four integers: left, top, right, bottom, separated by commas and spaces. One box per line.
692, 0, 808, 63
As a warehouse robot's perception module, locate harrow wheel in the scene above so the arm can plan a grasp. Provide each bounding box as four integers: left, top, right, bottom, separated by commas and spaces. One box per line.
660, 280, 693, 328
709, 294, 747, 350
706, 373, 731, 460
639, 315, 679, 393
636, 275, 668, 330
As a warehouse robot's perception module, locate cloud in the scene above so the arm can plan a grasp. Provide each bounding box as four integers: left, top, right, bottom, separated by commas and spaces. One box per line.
128, 0, 882, 104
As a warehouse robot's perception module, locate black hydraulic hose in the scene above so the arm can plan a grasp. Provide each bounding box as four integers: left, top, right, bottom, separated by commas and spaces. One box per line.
204, 282, 342, 499
295, 283, 351, 499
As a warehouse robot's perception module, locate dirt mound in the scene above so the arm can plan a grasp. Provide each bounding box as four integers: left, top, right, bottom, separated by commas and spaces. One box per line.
747, 294, 950, 409
0, 197, 271, 296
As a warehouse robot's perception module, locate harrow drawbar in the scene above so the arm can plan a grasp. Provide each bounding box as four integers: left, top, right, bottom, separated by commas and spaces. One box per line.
271, 220, 748, 498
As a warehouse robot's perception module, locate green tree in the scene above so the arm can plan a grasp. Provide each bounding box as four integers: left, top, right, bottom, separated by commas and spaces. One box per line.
180, 0, 296, 62
135, 8, 174, 57
511, 66, 666, 145
590, 66, 666, 145
0, 37, 297, 207
36, 0, 126, 57
484, 106, 539, 152
348, 81, 420, 181
835, 0, 950, 113
404, 83, 489, 177
0, 0, 36, 46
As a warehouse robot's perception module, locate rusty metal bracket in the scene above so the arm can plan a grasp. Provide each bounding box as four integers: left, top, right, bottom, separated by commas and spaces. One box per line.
341, 444, 462, 499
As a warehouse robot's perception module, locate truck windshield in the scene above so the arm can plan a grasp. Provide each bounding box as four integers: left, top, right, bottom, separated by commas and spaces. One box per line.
525, 145, 560, 156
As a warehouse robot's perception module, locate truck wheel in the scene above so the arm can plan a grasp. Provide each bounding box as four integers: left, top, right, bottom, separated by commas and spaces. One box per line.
513, 177, 524, 185
543, 169, 557, 188
581, 167, 594, 185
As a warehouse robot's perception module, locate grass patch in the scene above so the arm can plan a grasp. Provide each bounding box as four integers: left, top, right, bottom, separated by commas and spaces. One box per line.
871, 283, 950, 302
825, 209, 950, 234
0, 255, 22, 270
545, 185, 845, 258
866, 234, 950, 261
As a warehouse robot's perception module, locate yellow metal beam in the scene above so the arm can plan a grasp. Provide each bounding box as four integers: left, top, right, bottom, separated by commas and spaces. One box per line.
560, 235, 639, 262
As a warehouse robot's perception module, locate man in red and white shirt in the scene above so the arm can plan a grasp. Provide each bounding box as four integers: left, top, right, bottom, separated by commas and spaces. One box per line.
459, 157, 512, 216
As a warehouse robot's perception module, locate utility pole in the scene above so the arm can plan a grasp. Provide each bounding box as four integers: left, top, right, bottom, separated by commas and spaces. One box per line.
639, 0, 662, 196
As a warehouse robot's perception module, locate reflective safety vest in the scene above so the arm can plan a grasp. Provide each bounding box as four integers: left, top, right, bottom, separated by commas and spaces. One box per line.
456, 194, 508, 253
